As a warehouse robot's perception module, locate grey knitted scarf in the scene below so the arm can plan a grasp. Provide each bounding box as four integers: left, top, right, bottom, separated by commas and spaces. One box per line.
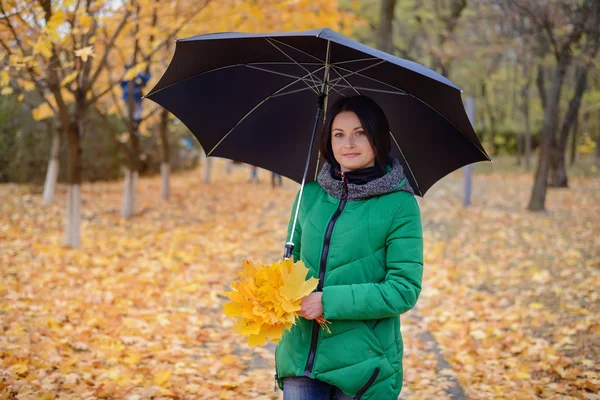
317, 158, 414, 201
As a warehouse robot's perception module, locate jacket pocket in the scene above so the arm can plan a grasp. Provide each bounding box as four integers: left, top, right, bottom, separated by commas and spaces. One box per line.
352, 368, 380, 400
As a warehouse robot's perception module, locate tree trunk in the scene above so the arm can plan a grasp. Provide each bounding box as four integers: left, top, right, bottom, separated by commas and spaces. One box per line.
43, 127, 61, 205
377, 0, 397, 54
570, 117, 578, 166
596, 113, 600, 166
121, 168, 138, 217
516, 131, 523, 166
480, 82, 497, 155
528, 54, 571, 211
525, 105, 532, 171
204, 156, 212, 184
550, 65, 588, 188
65, 121, 82, 247
159, 108, 170, 199
536, 64, 547, 110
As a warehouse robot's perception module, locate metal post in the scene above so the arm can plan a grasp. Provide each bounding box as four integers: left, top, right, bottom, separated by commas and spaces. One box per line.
464, 96, 475, 207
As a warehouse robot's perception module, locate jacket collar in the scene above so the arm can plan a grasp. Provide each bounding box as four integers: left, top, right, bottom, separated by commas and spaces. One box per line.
317, 157, 414, 201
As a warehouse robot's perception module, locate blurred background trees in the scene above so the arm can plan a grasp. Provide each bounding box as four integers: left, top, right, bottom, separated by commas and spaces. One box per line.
1, 0, 599, 246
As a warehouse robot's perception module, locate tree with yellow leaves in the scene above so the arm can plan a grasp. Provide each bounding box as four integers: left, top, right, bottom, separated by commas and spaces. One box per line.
0, 0, 361, 246
1, 0, 134, 246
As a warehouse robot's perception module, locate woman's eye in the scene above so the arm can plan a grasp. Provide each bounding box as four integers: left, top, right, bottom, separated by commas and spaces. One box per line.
334, 132, 344, 137
356, 131, 365, 136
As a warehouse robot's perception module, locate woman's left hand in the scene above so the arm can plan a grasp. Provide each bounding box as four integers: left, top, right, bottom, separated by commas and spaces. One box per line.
299, 292, 323, 320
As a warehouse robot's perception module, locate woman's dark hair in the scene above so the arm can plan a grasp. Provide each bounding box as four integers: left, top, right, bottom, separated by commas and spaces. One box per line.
318, 95, 391, 170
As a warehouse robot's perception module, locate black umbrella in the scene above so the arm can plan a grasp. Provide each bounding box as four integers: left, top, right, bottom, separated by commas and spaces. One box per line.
145, 28, 491, 257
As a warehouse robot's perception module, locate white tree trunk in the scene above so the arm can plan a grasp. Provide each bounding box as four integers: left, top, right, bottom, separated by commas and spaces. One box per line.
65, 185, 81, 247
161, 163, 170, 200
204, 157, 213, 184
121, 169, 138, 218
43, 132, 61, 205
43, 159, 60, 205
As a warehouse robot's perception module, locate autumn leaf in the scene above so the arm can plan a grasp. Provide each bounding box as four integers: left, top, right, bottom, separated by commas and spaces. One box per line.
32, 103, 54, 121
61, 71, 78, 87
74, 46, 94, 62
33, 39, 53, 59
279, 258, 318, 302
153, 369, 172, 387
223, 258, 318, 346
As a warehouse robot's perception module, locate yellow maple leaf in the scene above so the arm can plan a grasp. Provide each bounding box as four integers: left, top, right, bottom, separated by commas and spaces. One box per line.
79, 13, 93, 33
61, 71, 78, 87
122, 350, 141, 366
223, 258, 320, 346
74, 46, 94, 62
32, 103, 54, 121
34, 39, 53, 59
10, 363, 28, 376
153, 369, 172, 386
279, 259, 318, 302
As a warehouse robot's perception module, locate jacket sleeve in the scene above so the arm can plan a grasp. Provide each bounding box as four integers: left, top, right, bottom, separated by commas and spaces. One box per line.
286, 191, 302, 262
321, 195, 423, 320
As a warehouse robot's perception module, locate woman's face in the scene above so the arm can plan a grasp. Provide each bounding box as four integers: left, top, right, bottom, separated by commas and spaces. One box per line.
331, 111, 375, 172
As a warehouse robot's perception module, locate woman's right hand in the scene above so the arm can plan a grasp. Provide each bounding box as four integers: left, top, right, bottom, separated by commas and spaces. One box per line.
299, 292, 323, 320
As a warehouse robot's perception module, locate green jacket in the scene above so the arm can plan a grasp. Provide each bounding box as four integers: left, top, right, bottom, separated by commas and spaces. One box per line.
275, 159, 424, 399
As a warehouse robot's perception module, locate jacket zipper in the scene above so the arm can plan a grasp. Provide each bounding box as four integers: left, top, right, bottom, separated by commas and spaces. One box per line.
304, 172, 349, 377
352, 368, 380, 399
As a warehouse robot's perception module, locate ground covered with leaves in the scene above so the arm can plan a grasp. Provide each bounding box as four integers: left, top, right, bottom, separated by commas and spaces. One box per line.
1, 160, 599, 399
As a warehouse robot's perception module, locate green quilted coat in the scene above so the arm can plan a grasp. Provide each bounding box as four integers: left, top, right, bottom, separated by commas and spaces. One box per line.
275, 158, 424, 400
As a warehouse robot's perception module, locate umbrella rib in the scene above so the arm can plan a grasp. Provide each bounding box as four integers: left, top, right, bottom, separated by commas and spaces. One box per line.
245, 65, 320, 94
328, 60, 388, 89
146, 64, 244, 98
390, 131, 422, 196
330, 84, 407, 96
267, 38, 324, 63
330, 66, 361, 96
206, 67, 325, 157
331, 57, 380, 66
247, 61, 323, 66
270, 86, 317, 98
265, 38, 321, 94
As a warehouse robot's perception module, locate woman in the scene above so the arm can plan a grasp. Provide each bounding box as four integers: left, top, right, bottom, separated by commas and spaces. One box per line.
275, 96, 423, 400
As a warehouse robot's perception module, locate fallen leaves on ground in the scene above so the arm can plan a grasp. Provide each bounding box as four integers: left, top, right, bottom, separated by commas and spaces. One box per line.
0, 159, 598, 399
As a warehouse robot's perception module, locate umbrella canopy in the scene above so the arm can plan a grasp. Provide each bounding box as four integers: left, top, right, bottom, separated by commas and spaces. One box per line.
146, 28, 490, 196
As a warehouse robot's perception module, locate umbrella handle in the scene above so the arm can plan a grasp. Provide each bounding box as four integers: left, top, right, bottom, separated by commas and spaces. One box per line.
283, 242, 294, 260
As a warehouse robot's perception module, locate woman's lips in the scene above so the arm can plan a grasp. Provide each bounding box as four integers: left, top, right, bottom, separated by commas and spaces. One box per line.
343, 153, 360, 158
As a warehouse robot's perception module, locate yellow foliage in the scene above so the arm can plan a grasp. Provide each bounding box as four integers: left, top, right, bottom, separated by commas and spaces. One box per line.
23, 81, 37, 92
33, 39, 53, 59
0, 70, 8, 87
153, 369, 172, 386
78, 13, 93, 34
32, 103, 54, 121
223, 258, 318, 347
123, 63, 147, 81
74, 46, 94, 62
61, 71, 78, 86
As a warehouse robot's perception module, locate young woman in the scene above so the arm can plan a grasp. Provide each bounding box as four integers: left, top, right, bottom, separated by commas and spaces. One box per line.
275, 95, 423, 400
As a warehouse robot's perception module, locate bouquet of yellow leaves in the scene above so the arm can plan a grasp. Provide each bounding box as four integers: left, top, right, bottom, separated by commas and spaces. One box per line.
223, 258, 331, 347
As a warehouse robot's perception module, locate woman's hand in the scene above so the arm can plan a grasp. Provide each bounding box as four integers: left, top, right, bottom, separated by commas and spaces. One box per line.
299, 292, 323, 320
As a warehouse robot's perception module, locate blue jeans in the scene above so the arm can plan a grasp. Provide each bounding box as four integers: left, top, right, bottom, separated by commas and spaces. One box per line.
283, 376, 353, 400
